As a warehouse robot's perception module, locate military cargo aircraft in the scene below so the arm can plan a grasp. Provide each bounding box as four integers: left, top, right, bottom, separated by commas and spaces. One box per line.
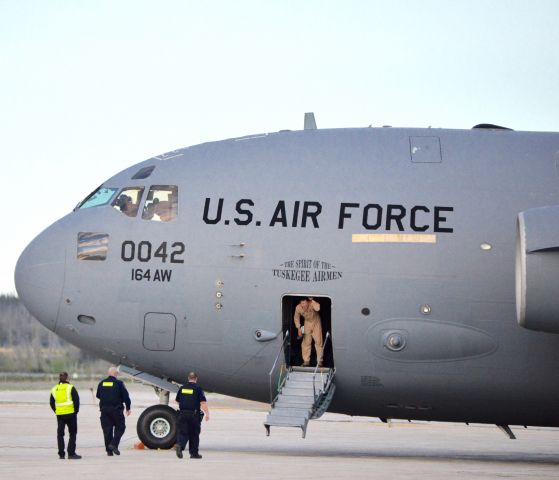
15, 114, 559, 447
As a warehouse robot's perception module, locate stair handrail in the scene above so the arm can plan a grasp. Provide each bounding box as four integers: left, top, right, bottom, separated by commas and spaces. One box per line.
312, 331, 332, 401
269, 330, 290, 405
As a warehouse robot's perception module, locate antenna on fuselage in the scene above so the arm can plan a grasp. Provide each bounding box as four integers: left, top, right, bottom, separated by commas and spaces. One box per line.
304, 112, 317, 130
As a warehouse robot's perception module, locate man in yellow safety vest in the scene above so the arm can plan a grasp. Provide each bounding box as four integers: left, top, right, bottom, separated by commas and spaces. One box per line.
49, 372, 81, 459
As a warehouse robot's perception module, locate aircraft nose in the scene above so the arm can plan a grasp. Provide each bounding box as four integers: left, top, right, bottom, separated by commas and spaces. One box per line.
15, 223, 66, 332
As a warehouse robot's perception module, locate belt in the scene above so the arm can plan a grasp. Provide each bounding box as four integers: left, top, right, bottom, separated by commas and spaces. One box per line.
179, 409, 197, 414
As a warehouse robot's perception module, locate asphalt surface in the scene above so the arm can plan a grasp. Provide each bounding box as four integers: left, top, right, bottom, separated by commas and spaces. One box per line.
1, 384, 558, 479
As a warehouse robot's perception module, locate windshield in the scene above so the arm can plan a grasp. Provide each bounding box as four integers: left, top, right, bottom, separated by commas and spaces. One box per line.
77, 186, 119, 210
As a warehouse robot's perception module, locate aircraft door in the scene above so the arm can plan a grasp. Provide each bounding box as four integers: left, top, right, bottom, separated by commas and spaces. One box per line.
282, 295, 334, 368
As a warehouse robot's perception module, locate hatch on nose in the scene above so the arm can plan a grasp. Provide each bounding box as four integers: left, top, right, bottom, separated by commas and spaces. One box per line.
14, 224, 66, 332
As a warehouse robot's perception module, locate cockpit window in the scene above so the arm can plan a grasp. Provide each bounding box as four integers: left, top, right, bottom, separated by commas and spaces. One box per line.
77, 232, 109, 261
78, 186, 119, 210
132, 166, 156, 180
112, 187, 145, 217
142, 185, 178, 222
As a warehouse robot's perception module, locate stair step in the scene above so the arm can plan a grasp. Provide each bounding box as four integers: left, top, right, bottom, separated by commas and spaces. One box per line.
275, 394, 314, 403
284, 381, 314, 388
270, 407, 312, 417
284, 380, 316, 389
286, 374, 328, 383
289, 372, 314, 380
288, 373, 315, 377
277, 397, 314, 405
279, 396, 315, 404
282, 384, 315, 391
291, 366, 330, 373
265, 415, 307, 427
266, 412, 308, 421
274, 400, 314, 409
282, 386, 315, 395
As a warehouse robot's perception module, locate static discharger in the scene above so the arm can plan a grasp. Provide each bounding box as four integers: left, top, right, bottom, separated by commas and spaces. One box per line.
352, 233, 437, 244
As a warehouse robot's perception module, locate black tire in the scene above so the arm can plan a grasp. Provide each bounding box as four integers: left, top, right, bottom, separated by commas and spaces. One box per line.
136, 405, 177, 449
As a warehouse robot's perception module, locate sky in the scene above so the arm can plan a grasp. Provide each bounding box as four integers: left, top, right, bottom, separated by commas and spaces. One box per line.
1, 0, 559, 294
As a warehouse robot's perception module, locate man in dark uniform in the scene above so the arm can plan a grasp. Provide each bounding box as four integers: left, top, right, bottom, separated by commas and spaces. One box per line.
49, 371, 81, 459
174, 371, 210, 459
96, 366, 131, 456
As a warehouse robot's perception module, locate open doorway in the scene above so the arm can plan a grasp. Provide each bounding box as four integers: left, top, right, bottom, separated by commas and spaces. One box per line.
281, 295, 334, 368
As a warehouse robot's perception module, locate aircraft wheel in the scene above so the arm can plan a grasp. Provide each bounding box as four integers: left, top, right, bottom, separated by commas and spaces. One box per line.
137, 405, 177, 449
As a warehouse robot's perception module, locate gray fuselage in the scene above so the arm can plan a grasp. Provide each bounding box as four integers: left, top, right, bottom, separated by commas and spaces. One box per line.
15, 127, 559, 427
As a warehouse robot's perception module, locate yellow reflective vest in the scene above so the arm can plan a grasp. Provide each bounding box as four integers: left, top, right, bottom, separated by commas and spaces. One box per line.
51, 383, 75, 415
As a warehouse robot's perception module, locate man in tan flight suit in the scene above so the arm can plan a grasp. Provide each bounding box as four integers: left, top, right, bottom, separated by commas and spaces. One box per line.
294, 297, 323, 367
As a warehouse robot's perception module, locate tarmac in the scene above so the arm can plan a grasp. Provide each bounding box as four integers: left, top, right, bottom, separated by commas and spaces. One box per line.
1, 383, 558, 479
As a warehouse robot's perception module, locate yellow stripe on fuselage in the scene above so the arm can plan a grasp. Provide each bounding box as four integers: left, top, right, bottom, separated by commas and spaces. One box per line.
352, 233, 437, 244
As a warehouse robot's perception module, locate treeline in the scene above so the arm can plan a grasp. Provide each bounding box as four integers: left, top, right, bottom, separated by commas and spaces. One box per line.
0, 294, 107, 373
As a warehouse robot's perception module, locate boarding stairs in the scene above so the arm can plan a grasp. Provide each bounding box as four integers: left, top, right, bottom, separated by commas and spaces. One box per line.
264, 332, 336, 438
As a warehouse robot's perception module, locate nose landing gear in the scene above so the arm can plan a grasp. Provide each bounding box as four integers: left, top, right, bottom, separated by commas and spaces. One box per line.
119, 365, 178, 450
137, 404, 177, 449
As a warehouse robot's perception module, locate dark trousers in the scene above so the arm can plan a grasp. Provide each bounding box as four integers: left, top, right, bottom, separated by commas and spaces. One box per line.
100, 407, 126, 451
56, 413, 77, 456
176, 411, 201, 455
